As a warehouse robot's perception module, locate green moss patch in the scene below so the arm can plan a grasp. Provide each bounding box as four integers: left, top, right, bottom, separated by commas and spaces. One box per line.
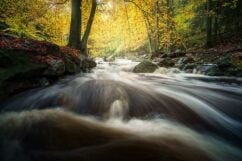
133, 60, 158, 73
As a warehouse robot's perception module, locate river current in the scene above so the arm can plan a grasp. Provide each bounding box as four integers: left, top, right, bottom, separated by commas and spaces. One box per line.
0, 59, 242, 161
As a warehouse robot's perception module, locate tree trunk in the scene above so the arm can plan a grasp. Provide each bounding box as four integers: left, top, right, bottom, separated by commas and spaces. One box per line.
155, 0, 159, 52
81, 0, 97, 55
213, 15, 218, 44
143, 16, 153, 54
206, 0, 213, 48
213, 0, 221, 44
68, 0, 82, 49
166, 0, 174, 52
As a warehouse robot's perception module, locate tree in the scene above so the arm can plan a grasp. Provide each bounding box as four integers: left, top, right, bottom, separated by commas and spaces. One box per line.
68, 0, 82, 49
206, 0, 213, 48
81, 0, 97, 55
2, 0, 242, 56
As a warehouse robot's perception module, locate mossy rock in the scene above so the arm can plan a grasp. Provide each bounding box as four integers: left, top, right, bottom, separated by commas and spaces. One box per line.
0, 49, 48, 99
206, 67, 223, 76
80, 58, 97, 71
0, 49, 47, 82
133, 60, 158, 73
44, 59, 65, 76
215, 55, 242, 76
65, 60, 80, 74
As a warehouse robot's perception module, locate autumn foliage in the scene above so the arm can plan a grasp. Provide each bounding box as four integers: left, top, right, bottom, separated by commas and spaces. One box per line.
0, 0, 241, 57
0, 33, 80, 65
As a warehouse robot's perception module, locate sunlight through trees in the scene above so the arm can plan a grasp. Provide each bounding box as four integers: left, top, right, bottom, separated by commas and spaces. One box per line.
1, 0, 241, 56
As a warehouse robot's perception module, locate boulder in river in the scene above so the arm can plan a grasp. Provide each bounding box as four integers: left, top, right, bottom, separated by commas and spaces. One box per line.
0, 34, 96, 100
216, 55, 242, 76
133, 60, 158, 73
194, 64, 223, 76
80, 56, 97, 72
183, 64, 197, 73
176, 56, 195, 69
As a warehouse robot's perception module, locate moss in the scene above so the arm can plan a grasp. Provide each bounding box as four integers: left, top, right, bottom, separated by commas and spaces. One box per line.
0, 49, 46, 83
133, 60, 158, 73
63, 54, 80, 74
214, 55, 242, 76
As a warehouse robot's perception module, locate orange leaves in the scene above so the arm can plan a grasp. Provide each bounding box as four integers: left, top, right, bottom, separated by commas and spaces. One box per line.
0, 34, 55, 55
0, 33, 80, 66
60, 46, 80, 58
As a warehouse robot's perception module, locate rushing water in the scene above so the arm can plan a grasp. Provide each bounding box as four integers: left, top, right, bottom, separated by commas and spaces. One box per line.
0, 59, 242, 161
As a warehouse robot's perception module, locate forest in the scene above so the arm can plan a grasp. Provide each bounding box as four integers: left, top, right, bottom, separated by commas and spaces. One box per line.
1, 0, 241, 56
0, 1, 242, 161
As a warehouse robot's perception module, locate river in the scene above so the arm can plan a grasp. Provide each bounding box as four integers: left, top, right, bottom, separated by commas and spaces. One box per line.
0, 59, 242, 161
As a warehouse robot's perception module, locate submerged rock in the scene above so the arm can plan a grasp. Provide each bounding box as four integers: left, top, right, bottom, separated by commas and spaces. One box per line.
194, 64, 223, 76
183, 54, 242, 76
133, 60, 158, 73
152, 48, 242, 76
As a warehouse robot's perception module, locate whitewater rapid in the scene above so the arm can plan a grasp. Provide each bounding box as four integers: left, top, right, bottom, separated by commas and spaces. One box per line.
0, 58, 242, 161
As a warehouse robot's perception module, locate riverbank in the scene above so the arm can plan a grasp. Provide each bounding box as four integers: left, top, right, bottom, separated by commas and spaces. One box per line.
0, 34, 96, 100
152, 45, 242, 76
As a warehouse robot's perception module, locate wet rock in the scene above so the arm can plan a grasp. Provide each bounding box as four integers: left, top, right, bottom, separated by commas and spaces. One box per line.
80, 58, 97, 72
194, 64, 223, 76
158, 58, 175, 67
176, 57, 195, 69
217, 56, 233, 68
216, 55, 242, 76
39, 77, 50, 86
0, 34, 96, 100
0, 49, 47, 99
133, 60, 158, 73
183, 64, 197, 73
185, 69, 193, 73
44, 59, 65, 75
63, 54, 80, 74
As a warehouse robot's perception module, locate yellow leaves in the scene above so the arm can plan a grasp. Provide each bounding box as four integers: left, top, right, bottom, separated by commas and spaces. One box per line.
89, 0, 148, 56
4, 0, 230, 54
1, 0, 71, 44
